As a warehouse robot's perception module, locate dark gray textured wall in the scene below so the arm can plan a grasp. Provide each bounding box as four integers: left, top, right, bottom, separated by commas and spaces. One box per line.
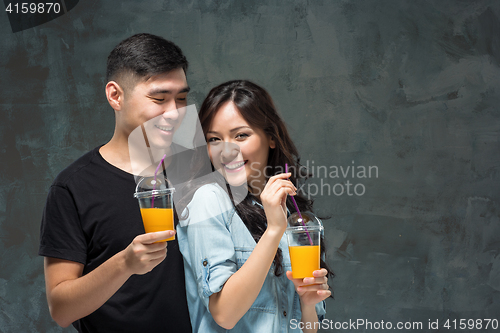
1, 1, 499, 332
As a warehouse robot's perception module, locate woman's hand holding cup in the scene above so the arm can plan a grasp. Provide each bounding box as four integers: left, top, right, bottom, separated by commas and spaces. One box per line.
286, 268, 331, 306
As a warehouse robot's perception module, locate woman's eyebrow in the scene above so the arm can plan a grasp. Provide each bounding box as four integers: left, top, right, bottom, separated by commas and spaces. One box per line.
229, 126, 251, 133
207, 126, 251, 135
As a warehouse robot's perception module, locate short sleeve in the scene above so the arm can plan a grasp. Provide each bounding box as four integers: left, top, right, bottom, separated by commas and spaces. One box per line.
39, 185, 87, 264
177, 184, 237, 311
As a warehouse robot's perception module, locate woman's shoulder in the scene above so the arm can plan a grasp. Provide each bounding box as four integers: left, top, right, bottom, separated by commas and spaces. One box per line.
181, 182, 235, 225
191, 182, 229, 202
195, 182, 225, 193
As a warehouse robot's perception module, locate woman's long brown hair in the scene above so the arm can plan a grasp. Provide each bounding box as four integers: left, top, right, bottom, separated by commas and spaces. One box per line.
194, 80, 334, 281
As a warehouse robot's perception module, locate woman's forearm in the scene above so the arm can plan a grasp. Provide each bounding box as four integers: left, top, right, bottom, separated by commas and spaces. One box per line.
208, 227, 283, 329
300, 302, 320, 333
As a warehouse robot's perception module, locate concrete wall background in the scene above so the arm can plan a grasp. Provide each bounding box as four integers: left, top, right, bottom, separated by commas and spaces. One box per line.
0, 0, 499, 331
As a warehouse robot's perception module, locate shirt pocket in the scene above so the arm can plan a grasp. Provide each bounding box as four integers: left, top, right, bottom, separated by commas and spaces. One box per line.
282, 249, 292, 272
234, 247, 277, 314
234, 247, 253, 269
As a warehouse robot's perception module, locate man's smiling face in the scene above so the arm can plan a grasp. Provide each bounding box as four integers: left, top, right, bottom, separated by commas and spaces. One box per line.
119, 67, 189, 149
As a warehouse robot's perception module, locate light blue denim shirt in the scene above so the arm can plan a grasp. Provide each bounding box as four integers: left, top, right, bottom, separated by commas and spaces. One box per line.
177, 183, 326, 333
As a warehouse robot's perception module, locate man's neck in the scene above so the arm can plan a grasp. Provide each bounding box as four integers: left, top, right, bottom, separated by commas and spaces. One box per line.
100, 135, 173, 175
99, 137, 134, 174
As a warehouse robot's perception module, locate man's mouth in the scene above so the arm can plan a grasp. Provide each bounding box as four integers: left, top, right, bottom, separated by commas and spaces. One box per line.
155, 125, 174, 132
222, 160, 247, 172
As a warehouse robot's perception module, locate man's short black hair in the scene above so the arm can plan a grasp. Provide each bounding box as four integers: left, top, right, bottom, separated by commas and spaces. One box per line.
106, 33, 188, 91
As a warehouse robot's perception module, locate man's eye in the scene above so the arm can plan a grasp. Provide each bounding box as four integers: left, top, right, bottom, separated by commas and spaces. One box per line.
153, 98, 164, 102
177, 97, 186, 101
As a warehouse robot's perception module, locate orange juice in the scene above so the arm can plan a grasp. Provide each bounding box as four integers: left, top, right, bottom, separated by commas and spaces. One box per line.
140, 208, 175, 241
289, 245, 320, 278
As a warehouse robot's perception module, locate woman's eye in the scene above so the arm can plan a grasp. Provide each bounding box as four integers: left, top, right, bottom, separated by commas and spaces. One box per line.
207, 137, 219, 142
236, 133, 249, 139
153, 98, 164, 102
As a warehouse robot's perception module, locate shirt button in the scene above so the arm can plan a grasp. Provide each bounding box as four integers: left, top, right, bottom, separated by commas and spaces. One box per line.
283, 311, 287, 317
203, 260, 208, 266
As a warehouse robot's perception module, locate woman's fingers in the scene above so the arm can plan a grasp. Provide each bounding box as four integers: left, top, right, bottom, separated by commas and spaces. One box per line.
297, 282, 329, 292
263, 177, 296, 197
301, 276, 328, 286
261, 173, 298, 231
286, 270, 329, 290
269, 172, 293, 181
312, 268, 329, 277
316, 289, 332, 299
286, 271, 331, 304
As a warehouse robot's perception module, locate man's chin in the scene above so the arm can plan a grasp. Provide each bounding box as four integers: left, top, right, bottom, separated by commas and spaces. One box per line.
148, 137, 174, 150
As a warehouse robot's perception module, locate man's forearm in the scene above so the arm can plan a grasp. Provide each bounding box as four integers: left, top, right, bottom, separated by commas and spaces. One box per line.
45, 230, 171, 327
45, 251, 132, 327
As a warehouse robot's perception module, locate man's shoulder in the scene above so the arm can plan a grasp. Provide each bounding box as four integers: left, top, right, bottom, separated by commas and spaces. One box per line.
52, 147, 101, 187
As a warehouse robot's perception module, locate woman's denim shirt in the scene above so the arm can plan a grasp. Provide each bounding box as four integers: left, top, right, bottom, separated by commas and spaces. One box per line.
177, 183, 326, 332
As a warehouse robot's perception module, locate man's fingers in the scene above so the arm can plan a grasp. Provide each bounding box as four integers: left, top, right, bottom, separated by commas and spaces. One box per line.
143, 247, 168, 261
137, 230, 176, 244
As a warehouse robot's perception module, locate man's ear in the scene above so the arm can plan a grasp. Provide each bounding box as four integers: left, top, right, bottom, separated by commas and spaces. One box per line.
105, 81, 125, 111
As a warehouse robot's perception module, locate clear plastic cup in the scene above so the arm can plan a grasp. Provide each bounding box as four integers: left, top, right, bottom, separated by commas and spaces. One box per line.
286, 212, 323, 279
134, 176, 175, 242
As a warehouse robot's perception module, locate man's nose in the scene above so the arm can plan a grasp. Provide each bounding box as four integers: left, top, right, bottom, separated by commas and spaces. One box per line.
162, 100, 179, 121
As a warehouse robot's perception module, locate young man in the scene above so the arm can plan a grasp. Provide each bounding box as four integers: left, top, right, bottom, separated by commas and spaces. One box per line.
39, 33, 192, 332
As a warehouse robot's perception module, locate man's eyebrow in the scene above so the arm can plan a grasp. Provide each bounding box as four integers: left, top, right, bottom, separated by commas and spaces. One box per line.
148, 86, 190, 95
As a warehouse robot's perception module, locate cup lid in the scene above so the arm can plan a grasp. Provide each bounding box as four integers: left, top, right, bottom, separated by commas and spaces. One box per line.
133, 188, 175, 199
134, 175, 175, 198
286, 211, 323, 230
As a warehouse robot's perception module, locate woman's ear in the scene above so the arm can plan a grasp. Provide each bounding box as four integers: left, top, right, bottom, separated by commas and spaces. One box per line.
105, 81, 125, 111
269, 136, 276, 149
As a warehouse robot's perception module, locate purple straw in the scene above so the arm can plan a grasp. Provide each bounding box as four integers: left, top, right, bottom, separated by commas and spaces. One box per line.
151, 154, 167, 208
286, 163, 313, 246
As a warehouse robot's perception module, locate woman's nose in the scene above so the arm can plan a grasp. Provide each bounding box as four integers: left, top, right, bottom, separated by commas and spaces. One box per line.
220, 142, 240, 163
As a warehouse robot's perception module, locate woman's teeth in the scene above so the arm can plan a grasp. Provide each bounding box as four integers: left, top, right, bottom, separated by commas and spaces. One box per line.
224, 161, 245, 170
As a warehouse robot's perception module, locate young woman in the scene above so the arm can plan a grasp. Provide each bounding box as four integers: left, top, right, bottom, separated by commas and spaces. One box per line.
177, 80, 333, 333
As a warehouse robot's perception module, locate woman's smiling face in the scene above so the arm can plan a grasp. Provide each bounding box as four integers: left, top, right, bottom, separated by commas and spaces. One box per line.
206, 101, 275, 192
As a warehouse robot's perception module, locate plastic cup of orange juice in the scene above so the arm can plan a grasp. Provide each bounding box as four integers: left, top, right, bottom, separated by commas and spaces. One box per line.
134, 177, 175, 242
286, 212, 323, 279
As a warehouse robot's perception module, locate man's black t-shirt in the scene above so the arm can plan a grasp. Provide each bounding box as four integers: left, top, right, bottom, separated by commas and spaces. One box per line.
39, 146, 192, 333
